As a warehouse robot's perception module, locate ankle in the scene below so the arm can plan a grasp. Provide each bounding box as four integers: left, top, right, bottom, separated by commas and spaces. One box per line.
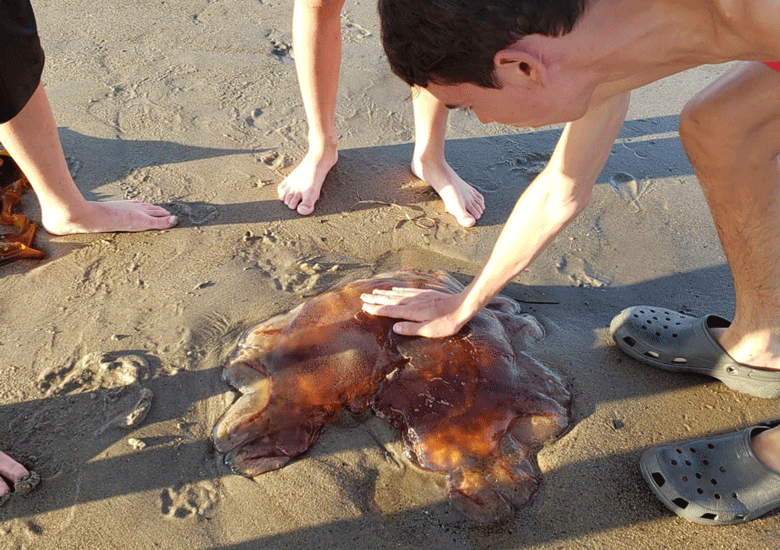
306, 133, 338, 155
411, 149, 445, 169
39, 198, 91, 234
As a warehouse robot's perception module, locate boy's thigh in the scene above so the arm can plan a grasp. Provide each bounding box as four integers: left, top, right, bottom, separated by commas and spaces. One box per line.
0, 0, 45, 124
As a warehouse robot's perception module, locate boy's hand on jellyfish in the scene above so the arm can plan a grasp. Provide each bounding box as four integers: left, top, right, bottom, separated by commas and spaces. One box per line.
360, 287, 467, 338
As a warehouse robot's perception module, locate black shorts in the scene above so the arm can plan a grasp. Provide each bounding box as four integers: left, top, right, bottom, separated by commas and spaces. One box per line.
0, 0, 45, 123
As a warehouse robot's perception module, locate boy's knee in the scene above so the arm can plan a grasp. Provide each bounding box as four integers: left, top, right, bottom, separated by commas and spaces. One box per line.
679, 94, 746, 164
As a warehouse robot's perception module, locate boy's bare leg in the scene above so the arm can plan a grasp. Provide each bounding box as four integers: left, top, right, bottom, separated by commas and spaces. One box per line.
679, 62, 780, 470
0, 450, 30, 501
411, 87, 485, 227
0, 83, 177, 235
277, 0, 345, 216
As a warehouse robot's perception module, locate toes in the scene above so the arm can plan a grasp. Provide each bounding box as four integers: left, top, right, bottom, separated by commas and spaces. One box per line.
296, 191, 318, 216
297, 202, 315, 216
143, 204, 174, 217
0, 451, 28, 481
284, 192, 302, 210
150, 215, 178, 229
456, 213, 476, 228
277, 181, 290, 201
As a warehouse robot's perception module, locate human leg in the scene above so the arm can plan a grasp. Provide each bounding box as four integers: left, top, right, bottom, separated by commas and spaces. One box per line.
277, 0, 345, 215
612, 62, 780, 522
0, 83, 177, 235
687, 63, 780, 473
677, 62, 780, 375
410, 87, 485, 227
613, 64, 780, 391
612, 62, 780, 377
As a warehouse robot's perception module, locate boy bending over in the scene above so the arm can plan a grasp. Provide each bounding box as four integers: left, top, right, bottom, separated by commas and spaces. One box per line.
362, 0, 780, 525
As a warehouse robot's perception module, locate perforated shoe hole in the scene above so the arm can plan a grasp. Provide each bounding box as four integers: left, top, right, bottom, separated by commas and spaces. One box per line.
672, 498, 689, 509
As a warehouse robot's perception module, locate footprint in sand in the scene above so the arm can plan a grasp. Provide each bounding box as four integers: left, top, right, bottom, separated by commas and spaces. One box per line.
0, 520, 44, 547
121, 165, 189, 204
238, 229, 340, 297
608, 172, 646, 211
65, 156, 81, 179
267, 35, 292, 62
511, 151, 550, 176
341, 14, 372, 42
556, 255, 610, 288
37, 352, 150, 396
160, 481, 219, 520
166, 200, 219, 225
260, 150, 293, 170
106, 386, 154, 430
484, 152, 550, 192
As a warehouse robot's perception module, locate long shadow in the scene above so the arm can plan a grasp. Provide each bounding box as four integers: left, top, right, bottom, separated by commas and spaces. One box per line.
131, 113, 690, 230
0, 362, 229, 517
56, 127, 253, 196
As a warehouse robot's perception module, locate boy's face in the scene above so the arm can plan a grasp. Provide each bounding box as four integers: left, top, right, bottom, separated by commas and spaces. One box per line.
426, 68, 591, 128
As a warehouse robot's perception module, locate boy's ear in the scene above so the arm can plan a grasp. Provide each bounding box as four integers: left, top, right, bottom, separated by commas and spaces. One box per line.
493, 47, 547, 87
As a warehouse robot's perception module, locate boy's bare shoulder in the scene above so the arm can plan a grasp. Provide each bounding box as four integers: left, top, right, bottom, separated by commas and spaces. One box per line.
714, 0, 780, 53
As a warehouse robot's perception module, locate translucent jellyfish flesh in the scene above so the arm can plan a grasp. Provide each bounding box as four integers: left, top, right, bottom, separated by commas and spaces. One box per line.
212, 269, 571, 523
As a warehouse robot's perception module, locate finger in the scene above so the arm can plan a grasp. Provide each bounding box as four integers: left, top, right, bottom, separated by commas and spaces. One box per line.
361, 302, 430, 322
369, 287, 429, 297
392, 321, 427, 336
360, 290, 428, 305
360, 293, 390, 306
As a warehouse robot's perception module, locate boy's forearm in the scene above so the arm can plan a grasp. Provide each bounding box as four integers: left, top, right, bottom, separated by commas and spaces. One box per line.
456, 92, 631, 319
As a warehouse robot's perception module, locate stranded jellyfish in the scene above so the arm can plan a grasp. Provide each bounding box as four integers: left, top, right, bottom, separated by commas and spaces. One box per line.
213, 269, 570, 523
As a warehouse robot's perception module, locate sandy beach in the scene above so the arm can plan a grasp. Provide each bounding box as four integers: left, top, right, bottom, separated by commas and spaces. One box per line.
1, 0, 779, 548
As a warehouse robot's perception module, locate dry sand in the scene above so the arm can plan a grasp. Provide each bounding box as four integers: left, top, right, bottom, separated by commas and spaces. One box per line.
1, 0, 779, 548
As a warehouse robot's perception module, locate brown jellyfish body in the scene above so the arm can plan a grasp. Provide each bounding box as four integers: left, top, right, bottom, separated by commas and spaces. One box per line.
213, 269, 570, 523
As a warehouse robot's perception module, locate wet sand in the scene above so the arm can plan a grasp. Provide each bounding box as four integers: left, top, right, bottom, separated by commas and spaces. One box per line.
1, 0, 778, 548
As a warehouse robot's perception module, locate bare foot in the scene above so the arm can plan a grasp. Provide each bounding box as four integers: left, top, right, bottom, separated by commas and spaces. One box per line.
752, 425, 780, 474
0, 450, 32, 504
277, 146, 338, 216
42, 200, 178, 235
411, 156, 485, 228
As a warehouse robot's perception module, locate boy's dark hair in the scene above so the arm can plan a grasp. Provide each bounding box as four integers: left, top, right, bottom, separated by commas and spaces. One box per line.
379, 0, 588, 88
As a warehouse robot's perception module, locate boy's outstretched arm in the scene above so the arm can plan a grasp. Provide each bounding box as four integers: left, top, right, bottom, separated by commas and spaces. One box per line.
361, 91, 631, 337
